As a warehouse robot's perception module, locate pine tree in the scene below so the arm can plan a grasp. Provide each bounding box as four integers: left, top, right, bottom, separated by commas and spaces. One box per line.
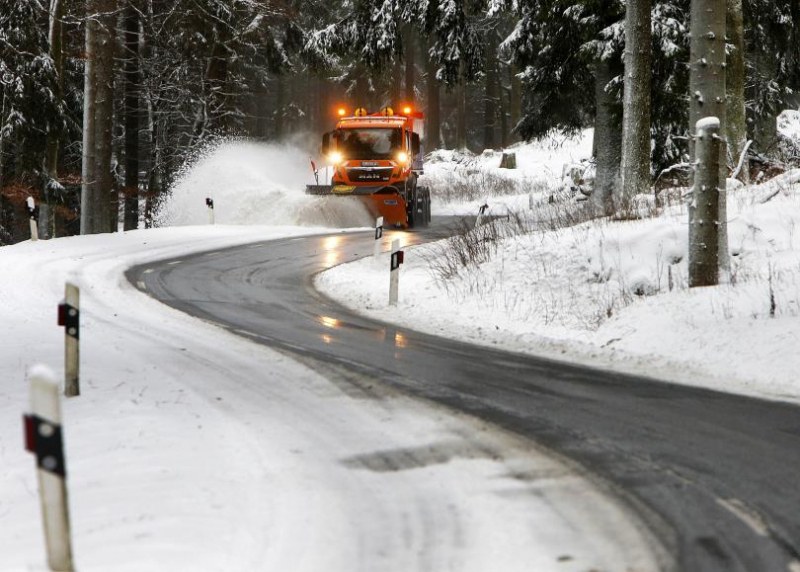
726, 0, 747, 181
744, 0, 799, 153
0, 1, 64, 184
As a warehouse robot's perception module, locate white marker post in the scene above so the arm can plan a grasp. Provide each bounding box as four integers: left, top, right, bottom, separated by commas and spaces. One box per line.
58, 284, 80, 397
26, 197, 39, 241
373, 216, 384, 259
206, 197, 215, 225
475, 202, 489, 228
389, 238, 404, 306
24, 366, 74, 571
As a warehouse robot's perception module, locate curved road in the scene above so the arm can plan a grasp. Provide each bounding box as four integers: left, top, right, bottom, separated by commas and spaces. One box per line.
129, 220, 800, 571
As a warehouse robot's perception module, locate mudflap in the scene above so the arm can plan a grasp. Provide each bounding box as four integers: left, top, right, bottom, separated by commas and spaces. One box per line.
366, 191, 409, 228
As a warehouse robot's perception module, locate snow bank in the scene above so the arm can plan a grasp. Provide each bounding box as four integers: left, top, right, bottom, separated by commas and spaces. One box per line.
421, 130, 594, 216
778, 109, 800, 143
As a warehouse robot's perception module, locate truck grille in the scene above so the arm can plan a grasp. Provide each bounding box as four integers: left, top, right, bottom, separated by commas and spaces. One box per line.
347, 167, 393, 183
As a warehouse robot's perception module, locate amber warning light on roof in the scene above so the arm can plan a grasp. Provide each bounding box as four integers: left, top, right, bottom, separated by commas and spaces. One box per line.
400, 105, 424, 119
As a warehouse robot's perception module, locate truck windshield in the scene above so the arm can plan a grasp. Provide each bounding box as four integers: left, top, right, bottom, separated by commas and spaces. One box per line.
337, 128, 402, 160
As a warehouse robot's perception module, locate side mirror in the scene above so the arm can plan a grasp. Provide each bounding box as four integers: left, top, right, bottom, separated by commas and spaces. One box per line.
322, 132, 331, 155
411, 132, 421, 155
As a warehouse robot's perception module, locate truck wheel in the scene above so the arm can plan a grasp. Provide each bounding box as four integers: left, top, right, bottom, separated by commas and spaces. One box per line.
417, 187, 430, 226
425, 188, 432, 224
419, 193, 429, 227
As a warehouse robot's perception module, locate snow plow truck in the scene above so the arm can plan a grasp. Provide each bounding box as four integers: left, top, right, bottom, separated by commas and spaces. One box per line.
306, 105, 431, 228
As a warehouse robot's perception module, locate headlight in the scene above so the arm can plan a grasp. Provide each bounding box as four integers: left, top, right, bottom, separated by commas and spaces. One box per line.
328, 151, 344, 165
396, 151, 409, 165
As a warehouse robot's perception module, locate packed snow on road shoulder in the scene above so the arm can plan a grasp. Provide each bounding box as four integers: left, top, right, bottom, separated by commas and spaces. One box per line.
0, 226, 663, 571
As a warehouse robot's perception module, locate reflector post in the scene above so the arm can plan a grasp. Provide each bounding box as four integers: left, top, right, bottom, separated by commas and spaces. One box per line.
24, 414, 36, 453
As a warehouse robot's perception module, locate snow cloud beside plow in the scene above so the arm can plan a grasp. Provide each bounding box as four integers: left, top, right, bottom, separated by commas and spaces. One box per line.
156, 140, 374, 228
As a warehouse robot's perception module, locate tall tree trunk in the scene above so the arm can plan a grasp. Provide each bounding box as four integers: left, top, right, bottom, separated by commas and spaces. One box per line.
206, 41, 228, 135
751, 51, 778, 152
146, 94, 159, 229
81, 0, 117, 234
254, 80, 268, 138
142, 0, 156, 228
123, 3, 140, 230
500, 78, 509, 148
425, 41, 440, 151
689, 118, 721, 287
620, 0, 652, 204
726, 0, 748, 183
42, 0, 65, 239
509, 63, 521, 140
355, 66, 371, 109
456, 75, 467, 150
390, 60, 402, 106
0, 94, 5, 192
316, 75, 329, 134
81, 2, 97, 234
593, 58, 623, 216
483, 30, 499, 151
404, 25, 415, 103
689, 0, 728, 273
274, 74, 285, 139
96, 0, 117, 232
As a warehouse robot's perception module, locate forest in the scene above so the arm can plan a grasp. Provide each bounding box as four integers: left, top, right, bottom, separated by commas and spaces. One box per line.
0, 0, 798, 244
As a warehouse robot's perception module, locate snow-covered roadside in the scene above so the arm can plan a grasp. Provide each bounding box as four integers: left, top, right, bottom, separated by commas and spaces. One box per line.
0, 226, 661, 571
422, 129, 594, 217
317, 167, 800, 403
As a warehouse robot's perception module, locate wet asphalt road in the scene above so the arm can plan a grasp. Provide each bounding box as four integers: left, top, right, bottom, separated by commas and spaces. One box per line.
129, 218, 800, 571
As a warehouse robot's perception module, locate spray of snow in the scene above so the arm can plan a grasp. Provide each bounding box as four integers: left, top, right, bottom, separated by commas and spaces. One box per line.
156, 139, 374, 228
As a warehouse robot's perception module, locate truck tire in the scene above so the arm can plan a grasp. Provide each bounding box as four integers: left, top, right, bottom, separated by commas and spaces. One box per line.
406, 185, 417, 228
425, 188, 432, 224
417, 186, 431, 226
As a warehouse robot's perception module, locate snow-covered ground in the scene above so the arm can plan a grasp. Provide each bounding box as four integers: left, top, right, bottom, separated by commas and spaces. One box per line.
0, 143, 663, 570
4, 114, 799, 569
421, 130, 594, 217
318, 111, 800, 404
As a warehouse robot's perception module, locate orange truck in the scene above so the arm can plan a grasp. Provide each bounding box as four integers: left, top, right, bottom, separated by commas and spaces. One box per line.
306, 106, 431, 228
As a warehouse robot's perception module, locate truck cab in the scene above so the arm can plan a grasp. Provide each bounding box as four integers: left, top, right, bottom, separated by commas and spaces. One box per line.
308, 106, 431, 228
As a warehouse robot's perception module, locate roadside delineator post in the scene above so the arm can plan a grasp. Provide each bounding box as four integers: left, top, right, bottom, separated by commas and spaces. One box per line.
476, 202, 489, 228
58, 283, 80, 397
373, 216, 384, 259
24, 365, 74, 571
27, 197, 40, 241
206, 197, 215, 225
389, 238, 404, 306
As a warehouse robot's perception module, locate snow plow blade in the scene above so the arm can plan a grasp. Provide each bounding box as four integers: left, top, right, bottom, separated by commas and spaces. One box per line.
305, 184, 410, 227
305, 185, 335, 195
